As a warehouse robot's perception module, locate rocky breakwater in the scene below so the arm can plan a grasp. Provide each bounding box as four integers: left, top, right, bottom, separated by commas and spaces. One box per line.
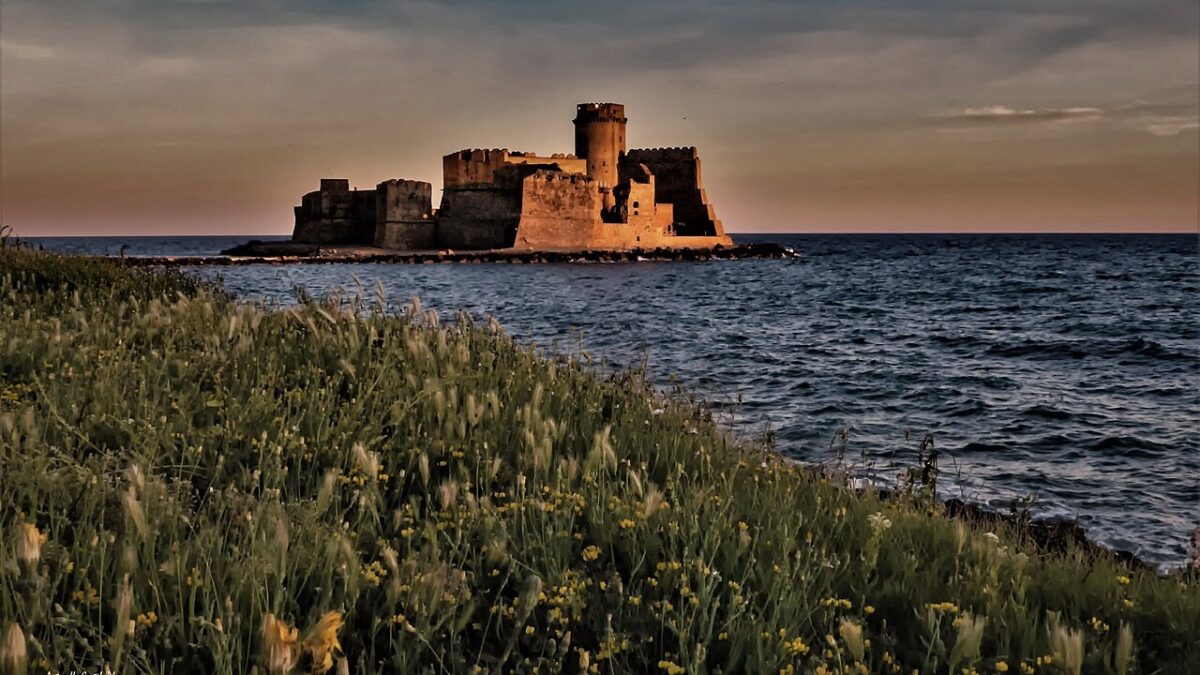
111, 242, 796, 267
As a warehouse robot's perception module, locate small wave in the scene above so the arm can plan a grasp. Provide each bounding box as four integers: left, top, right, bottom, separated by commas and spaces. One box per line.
1088, 435, 1167, 458
945, 400, 988, 417
1119, 337, 1192, 360
1029, 433, 1074, 449
1142, 386, 1189, 397
959, 442, 1010, 454
1024, 404, 1073, 420
930, 334, 990, 350
986, 340, 1089, 359
1004, 284, 1066, 295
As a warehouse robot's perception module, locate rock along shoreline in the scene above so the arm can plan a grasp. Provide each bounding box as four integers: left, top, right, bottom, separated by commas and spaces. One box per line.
99, 241, 796, 267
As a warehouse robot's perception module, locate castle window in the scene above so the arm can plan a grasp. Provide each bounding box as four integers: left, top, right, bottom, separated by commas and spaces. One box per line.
633, 201, 639, 209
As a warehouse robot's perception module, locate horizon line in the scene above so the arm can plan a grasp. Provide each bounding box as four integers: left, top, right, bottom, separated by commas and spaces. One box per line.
12, 229, 1198, 238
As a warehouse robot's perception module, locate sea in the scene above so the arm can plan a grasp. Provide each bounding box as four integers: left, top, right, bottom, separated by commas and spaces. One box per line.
23, 233, 1200, 570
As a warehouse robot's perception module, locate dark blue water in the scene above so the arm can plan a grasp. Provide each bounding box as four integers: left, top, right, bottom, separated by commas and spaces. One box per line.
22, 235, 288, 258
24, 234, 1200, 569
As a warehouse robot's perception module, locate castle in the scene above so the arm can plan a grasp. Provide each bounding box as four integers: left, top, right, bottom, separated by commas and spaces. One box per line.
291, 103, 732, 251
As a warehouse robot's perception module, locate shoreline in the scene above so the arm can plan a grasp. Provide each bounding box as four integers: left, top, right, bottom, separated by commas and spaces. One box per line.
96, 241, 796, 266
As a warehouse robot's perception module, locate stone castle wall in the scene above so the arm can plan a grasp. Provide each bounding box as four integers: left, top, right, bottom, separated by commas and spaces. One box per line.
292, 181, 378, 245
512, 171, 602, 250
443, 149, 510, 190
622, 147, 724, 237
374, 180, 435, 250
437, 186, 521, 250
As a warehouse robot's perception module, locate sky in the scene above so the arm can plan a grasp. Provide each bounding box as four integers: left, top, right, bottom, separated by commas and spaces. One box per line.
1, 0, 1197, 235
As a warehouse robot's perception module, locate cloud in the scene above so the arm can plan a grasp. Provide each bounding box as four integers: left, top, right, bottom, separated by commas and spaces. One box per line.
944, 105, 1104, 123
1144, 120, 1198, 136
1140, 117, 1199, 136
937, 100, 1199, 136
0, 40, 56, 60
1108, 100, 1200, 136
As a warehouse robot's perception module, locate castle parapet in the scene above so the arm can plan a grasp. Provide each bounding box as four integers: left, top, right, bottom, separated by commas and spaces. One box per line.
574, 102, 627, 123
319, 178, 351, 192
624, 146, 699, 161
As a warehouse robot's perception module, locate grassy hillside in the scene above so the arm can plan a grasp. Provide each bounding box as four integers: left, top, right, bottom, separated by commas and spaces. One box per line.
1, 244, 1196, 674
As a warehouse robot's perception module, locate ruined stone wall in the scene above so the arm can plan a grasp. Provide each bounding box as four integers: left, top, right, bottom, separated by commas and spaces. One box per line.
292, 180, 377, 245
436, 186, 521, 250
622, 147, 727, 240
374, 180, 435, 250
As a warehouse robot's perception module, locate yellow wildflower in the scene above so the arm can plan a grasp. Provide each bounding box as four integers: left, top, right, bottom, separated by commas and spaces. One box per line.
785, 636, 810, 656
657, 660, 685, 675
303, 611, 344, 674
581, 546, 601, 561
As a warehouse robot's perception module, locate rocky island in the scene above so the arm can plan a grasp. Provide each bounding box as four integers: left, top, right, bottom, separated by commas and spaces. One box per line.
225, 103, 742, 258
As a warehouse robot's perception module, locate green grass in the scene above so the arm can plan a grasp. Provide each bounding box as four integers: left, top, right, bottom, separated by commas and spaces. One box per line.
1, 244, 1197, 674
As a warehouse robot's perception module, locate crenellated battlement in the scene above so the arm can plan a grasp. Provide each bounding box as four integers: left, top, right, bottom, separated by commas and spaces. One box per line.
575, 102, 626, 123
318, 178, 351, 192
454, 148, 509, 160
524, 169, 593, 185
626, 146, 699, 161
377, 178, 430, 190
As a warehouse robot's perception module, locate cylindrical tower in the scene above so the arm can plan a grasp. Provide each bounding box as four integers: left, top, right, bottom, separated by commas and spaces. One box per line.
573, 103, 627, 189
